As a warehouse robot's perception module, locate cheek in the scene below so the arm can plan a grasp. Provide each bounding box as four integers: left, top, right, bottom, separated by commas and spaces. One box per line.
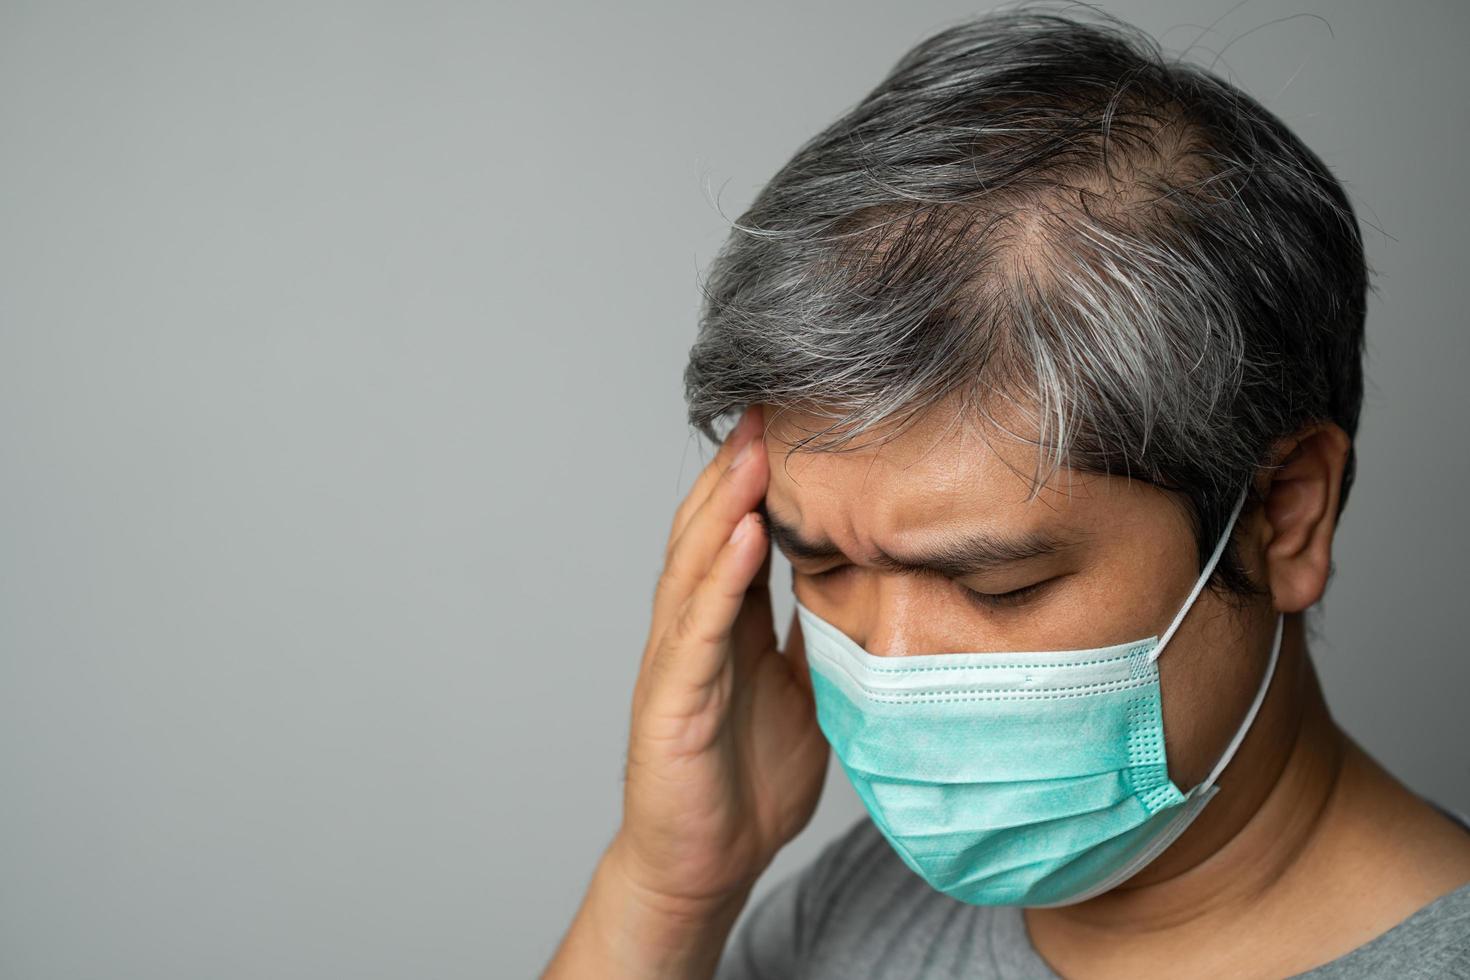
1155, 629, 1262, 788
782, 611, 814, 694
1019, 567, 1181, 652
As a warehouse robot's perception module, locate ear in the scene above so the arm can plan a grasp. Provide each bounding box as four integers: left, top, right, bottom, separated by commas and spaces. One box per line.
1256, 422, 1353, 614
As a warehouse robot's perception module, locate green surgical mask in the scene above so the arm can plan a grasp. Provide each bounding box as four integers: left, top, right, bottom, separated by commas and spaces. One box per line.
794, 484, 1282, 907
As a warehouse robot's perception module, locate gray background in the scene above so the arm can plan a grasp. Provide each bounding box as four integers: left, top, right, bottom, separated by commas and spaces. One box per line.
1, 2, 1465, 978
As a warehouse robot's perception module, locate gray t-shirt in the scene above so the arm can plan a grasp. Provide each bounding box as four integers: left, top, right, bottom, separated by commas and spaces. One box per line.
715, 807, 1470, 979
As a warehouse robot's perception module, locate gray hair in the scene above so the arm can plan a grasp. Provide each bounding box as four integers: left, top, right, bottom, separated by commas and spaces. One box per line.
682, 1, 1370, 604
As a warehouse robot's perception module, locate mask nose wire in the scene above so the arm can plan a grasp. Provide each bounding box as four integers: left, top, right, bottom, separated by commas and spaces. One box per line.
1147, 482, 1252, 666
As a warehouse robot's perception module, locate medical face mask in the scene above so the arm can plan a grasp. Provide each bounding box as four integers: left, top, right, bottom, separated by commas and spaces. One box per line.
794, 484, 1283, 908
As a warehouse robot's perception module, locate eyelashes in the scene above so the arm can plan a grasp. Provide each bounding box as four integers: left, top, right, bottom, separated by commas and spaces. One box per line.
807, 565, 1053, 610
959, 580, 1050, 609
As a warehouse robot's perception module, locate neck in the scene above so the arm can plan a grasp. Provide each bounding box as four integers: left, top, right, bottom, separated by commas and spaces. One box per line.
1027, 611, 1349, 939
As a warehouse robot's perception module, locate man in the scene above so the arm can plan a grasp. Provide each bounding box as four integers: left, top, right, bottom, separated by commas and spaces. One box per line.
544, 6, 1470, 978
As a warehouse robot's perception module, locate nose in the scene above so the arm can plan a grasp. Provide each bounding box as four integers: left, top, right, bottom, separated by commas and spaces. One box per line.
854, 577, 949, 658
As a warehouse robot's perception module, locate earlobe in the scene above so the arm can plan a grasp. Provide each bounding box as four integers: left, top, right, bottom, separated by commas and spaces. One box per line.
1258, 423, 1352, 613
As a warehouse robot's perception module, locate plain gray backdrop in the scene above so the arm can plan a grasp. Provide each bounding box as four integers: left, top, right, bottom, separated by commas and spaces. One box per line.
1, 1, 1465, 978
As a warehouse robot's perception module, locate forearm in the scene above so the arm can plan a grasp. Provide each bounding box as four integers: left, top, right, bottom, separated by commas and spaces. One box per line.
542, 837, 752, 980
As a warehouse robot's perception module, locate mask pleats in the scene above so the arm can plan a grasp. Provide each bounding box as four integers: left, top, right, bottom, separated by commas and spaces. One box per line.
809, 667, 1151, 784
863, 766, 1139, 832
932, 803, 1188, 905
789, 483, 1264, 908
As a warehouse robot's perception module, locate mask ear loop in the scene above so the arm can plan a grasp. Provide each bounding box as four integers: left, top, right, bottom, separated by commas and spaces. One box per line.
1147, 483, 1251, 667
1199, 609, 1283, 792
1033, 604, 1285, 910
1144, 481, 1286, 793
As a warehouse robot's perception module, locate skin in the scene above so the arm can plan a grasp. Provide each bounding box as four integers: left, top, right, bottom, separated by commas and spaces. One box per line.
544, 396, 1470, 980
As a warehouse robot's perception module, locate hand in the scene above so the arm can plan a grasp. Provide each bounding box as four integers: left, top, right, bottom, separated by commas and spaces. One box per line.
612, 403, 829, 913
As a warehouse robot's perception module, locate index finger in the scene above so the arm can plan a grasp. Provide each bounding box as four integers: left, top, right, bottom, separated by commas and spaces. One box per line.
666, 405, 763, 557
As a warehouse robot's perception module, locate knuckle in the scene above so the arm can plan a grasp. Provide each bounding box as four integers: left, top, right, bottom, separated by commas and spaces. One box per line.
661, 606, 692, 652
672, 589, 700, 631
651, 570, 681, 614
658, 549, 695, 592
669, 498, 694, 536
661, 532, 710, 592
671, 591, 709, 644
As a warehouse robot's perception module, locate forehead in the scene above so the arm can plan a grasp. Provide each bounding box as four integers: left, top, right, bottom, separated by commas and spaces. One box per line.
760, 397, 1109, 539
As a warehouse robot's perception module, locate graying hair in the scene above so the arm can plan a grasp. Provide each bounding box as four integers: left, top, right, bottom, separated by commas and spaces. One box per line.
683, 1, 1370, 604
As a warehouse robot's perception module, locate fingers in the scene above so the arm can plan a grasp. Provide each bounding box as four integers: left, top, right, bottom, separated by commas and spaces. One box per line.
652, 411, 769, 642
645, 510, 770, 713
667, 406, 763, 559
728, 508, 777, 664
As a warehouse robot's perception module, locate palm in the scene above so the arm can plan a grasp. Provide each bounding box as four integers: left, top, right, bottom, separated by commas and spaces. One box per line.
623, 611, 828, 906
729, 628, 830, 858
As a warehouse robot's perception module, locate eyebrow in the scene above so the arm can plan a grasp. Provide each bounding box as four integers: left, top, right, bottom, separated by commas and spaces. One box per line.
756, 498, 1082, 579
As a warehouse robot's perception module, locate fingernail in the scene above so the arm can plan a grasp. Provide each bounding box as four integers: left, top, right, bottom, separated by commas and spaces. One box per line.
732, 512, 754, 542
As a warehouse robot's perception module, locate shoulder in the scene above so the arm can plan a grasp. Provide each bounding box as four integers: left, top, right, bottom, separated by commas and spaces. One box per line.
715, 815, 901, 979
787, 814, 940, 944
1299, 878, 1470, 978
797, 812, 900, 910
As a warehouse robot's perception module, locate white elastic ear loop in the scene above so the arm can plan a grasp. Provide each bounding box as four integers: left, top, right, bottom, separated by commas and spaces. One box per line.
1027, 613, 1284, 910
1198, 609, 1284, 793
1147, 483, 1252, 666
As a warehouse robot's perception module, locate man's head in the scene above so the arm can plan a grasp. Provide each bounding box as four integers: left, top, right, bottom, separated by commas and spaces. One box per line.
684, 5, 1367, 618
681, 6, 1366, 867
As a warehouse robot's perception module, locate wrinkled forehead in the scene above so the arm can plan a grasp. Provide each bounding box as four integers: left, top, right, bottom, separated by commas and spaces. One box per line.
759, 396, 1112, 539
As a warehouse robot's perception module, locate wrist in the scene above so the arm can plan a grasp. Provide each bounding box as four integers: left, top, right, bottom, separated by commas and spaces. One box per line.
604, 832, 756, 926
589, 835, 753, 977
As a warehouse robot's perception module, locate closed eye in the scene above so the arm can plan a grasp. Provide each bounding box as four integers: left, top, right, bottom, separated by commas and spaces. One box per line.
961, 580, 1051, 609
808, 565, 1053, 611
